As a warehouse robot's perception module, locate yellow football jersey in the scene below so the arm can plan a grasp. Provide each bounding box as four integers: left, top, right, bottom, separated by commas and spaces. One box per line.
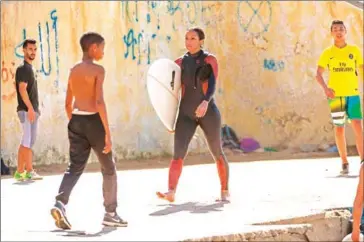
318, 44, 363, 96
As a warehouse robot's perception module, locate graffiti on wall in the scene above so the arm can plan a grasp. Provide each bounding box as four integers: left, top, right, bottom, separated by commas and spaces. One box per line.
263, 58, 285, 72
120, 1, 224, 65
1, 61, 16, 101
123, 29, 159, 65
237, 1, 272, 36
13, 9, 60, 87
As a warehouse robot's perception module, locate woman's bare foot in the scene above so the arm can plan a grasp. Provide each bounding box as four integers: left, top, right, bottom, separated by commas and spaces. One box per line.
216, 190, 230, 202
156, 191, 175, 202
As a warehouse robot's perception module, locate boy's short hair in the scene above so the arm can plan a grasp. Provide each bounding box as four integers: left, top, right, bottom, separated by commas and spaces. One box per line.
79, 32, 104, 52
331, 20, 346, 31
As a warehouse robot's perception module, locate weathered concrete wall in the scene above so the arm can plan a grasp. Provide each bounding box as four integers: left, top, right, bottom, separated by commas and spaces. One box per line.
185, 210, 351, 242
254, 210, 352, 242
1, 1, 363, 165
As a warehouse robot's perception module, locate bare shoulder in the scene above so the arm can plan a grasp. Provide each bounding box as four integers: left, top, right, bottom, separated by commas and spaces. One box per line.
91, 63, 105, 75
69, 62, 82, 74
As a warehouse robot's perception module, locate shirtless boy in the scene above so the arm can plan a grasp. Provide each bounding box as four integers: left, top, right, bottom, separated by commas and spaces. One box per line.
50, 32, 127, 229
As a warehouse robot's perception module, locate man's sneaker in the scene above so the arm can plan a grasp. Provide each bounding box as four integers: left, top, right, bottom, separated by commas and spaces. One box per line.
14, 171, 25, 181
340, 163, 349, 175
25, 170, 43, 180
102, 212, 128, 227
50, 201, 72, 230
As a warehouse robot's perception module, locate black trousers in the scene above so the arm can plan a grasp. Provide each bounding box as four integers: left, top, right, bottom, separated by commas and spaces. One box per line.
55, 113, 117, 213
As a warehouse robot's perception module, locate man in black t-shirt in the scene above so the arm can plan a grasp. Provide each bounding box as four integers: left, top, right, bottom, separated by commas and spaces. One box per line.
14, 39, 42, 181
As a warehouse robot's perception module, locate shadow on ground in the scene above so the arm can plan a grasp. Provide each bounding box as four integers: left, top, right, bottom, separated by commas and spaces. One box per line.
325, 175, 359, 179
12, 180, 35, 185
149, 201, 229, 216
50, 226, 117, 238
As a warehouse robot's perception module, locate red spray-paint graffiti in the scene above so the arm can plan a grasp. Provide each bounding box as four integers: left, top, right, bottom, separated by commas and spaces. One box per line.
1, 61, 17, 101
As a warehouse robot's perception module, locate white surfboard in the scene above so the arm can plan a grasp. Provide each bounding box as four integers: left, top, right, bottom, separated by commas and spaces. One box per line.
147, 58, 181, 132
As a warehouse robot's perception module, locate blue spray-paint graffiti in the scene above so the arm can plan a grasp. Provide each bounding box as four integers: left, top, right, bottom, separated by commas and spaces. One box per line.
167, 1, 181, 15
149, 1, 158, 9
123, 29, 149, 65
123, 29, 140, 61
51, 9, 60, 86
185, 2, 198, 24
14, 29, 26, 59
147, 1, 160, 29
38, 21, 51, 76
237, 1, 272, 35
200, 2, 220, 27
122, 1, 139, 23
146, 13, 151, 23
123, 29, 159, 65
125, 1, 212, 27
120, 2, 226, 66
263, 59, 285, 72
13, 9, 60, 86
166, 1, 199, 29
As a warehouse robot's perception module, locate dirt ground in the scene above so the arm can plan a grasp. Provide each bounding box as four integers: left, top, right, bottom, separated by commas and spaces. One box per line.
2, 145, 360, 179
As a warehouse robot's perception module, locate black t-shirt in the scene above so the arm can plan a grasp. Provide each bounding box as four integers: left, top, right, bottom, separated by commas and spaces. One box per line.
15, 61, 39, 112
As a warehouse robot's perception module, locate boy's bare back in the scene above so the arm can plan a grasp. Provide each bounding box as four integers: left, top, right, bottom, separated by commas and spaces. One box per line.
68, 61, 105, 113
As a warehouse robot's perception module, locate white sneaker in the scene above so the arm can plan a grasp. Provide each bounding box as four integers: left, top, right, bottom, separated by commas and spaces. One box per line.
25, 170, 43, 180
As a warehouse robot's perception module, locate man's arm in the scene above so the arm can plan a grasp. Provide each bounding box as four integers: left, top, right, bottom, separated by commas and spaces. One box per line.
95, 66, 111, 138
65, 72, 73, 120
316, 66, 328, 90
316, 66, 335, 99
17, 68, 34, 112
316, 49, 330, 89
19, 83, 33, 111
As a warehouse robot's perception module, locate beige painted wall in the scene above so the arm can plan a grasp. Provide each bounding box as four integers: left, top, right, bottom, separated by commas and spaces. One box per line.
1, 1, 363, 166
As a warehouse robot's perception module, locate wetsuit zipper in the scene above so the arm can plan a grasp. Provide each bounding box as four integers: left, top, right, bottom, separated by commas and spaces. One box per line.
192, 51, 203, 90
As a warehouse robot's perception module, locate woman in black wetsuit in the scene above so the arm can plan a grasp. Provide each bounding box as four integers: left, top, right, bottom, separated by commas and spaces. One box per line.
156, 27, 230, 202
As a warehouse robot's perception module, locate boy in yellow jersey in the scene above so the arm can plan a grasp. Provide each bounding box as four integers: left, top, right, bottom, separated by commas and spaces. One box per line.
316, 20, 363, 175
